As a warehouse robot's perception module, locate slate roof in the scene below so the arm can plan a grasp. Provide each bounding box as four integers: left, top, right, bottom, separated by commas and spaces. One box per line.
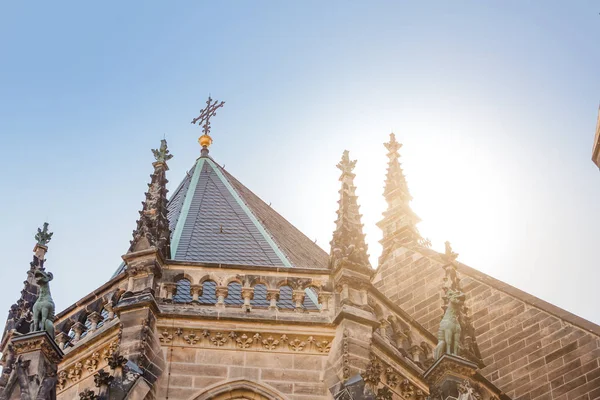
116, 154, 329, 276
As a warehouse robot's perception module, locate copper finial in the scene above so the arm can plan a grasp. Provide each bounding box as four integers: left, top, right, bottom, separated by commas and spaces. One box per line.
191, 96, 225, 156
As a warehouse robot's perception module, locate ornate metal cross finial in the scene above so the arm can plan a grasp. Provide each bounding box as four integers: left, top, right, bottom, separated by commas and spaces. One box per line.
35, 222, 53, 246
191, 95, 225, 148
151, 139, 173, 163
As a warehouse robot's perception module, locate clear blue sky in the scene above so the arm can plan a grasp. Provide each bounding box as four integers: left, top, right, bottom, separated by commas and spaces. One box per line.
1, 1, 599, 329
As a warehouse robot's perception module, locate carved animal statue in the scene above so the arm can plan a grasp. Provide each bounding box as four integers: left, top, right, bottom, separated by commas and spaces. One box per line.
30, 270, 55, 339
434, 289, 465, 360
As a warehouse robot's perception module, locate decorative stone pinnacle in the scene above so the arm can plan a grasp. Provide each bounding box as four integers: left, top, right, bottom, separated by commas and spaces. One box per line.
191, 95, 225, 156
35, 222, 53, 247
377, 133, 424, 262
151, 139, 173, 164
336, 150, 357, 175
127, 139, 172, 258
384, 132, 402, 154
443, 241, 458, 264
330, 150, 371, 272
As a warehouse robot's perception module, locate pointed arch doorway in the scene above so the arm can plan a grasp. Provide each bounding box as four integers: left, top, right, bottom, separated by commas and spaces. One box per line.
190, 379, 286, 400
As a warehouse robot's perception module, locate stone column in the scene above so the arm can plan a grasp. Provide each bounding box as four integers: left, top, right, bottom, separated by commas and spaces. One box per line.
318, 292, 332, 312
55, 331, 69, 350
87, 311, 104, 333
71, 322, 86, 342
215, 286, 228, 308
190, 284, 203, 303
103, 302, 115, 320
241, 287, 254, 312
163, 283, 176, 302
292, 290, 306, 311
409, 345, 424, 364
266, 290, 279, 310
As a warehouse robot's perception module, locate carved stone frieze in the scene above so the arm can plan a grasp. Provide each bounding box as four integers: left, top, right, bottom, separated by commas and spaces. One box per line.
156, 327, 333, 354
288, 338, 306, 352
79, 388, 98, 400
367, 351, 424, 400
376, 387, 393, 400
364, 354, 384, 387
385, 367, 399, 388
184, 332, 199, 345
457, 379, 482, 400
159, 329, 173, 343
57, 339, 118, 392
67, 362, 83, 382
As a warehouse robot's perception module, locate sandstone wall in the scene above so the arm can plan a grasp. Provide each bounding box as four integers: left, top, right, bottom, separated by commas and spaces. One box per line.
373, 248, 600, 400
156, 347, 330, 400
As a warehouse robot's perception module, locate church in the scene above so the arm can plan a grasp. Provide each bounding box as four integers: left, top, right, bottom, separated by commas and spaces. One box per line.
0, 98, 598, 400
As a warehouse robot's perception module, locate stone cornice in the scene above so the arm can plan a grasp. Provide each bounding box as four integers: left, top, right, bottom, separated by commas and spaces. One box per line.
332, 304, 380, 328
157, 305, 333, 326
164, 260, 331, 275
423, 353, 478, 385
11, 331, 64, 365
113, 292, 160, 315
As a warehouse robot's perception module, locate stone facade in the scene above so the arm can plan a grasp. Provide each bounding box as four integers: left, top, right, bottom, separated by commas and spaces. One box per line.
1, 132, 599, 400
373, 246, 600, 400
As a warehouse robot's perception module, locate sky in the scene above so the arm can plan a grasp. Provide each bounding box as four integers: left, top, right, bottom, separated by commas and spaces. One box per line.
0, 1, 599, 330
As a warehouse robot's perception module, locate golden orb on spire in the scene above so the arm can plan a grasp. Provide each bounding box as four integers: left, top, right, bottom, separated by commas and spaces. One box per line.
198, 134, 213, 148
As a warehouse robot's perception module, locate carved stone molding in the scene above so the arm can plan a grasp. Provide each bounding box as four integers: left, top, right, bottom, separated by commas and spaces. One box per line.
423, 353, 478, 387
11, 331, 64, 365
157, 327, 333, 354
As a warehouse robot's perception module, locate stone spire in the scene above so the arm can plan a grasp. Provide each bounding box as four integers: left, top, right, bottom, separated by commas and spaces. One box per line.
0, 223, 63, 400
377, 133, 423, 264
433, 242, 483, 367
329, 150, 371, 273
128, 139, 173, 260
1, 223, 53, 347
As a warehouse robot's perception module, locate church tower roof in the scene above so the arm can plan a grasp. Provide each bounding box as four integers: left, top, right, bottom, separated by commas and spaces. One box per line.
165, 154, 329, 269
114, 97, 329, 277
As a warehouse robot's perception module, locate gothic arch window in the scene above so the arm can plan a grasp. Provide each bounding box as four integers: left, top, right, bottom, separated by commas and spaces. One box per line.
277, 285, 294, 309
250, 284, 268, 308
191, 379, 286, 400
225, 282, 244, 306
173, 278, 192, 303
198, 280, 217, 304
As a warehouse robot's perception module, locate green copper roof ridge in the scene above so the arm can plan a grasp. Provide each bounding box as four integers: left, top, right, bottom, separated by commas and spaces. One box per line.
171, 157, 206, 258
206, 158, 293, 268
